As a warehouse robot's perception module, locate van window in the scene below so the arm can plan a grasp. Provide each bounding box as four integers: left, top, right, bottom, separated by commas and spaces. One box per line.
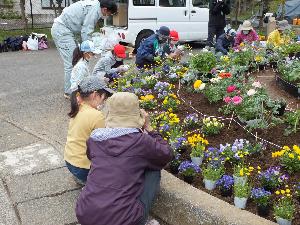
159, 0, 186, 7
192, 0, 208, 7
133, 0, 155, 6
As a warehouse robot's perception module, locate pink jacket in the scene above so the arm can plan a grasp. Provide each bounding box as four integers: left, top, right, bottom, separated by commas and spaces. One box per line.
234, 30, 259, 46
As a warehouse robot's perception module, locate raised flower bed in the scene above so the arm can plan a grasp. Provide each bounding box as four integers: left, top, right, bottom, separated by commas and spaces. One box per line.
113, 43, 300, 224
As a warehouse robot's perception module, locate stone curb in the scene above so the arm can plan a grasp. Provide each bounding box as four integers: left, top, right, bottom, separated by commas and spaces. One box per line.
152, 170, 277, 225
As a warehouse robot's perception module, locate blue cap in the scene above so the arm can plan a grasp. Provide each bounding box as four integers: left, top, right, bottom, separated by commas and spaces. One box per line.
156, 26, 170, 37
80, 40, 95, 53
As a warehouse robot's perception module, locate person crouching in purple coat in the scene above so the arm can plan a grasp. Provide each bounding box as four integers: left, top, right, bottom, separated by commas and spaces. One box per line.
76, 92, 173, 225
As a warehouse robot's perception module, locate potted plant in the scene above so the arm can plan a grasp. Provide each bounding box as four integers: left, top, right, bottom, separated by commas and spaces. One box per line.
273, 99, 287, 117
188, 133, 208, 166
274, 197, 295, 225
271, 145, 300, 173
233, 164, 249, 185
178, 161, 201, 184
250, 187, 272, 217
202, 117, 224, 136
295, 182, 300, 203
216, 175, 234, 197
234, 182, 251, 209
183, 113, 199, 129
202, 164, 224, 191
169, 153, 181, 175
162, 93, 181, 112
139, 94, 157, 110
258, 166, 286, 192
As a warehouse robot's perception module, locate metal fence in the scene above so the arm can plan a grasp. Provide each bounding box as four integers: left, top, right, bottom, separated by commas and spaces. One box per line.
0, 0, 78, 30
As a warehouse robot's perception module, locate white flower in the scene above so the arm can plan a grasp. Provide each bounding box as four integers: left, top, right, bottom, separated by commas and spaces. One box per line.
210, 77, 221, 83
247, 89, 257, 96
202, 48, 209, 52
177, 45, 185, 51
252, 81, 262, 88
199, 83, 206, 90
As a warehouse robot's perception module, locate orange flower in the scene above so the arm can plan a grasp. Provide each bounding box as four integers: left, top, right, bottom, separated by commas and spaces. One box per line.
218, 72, 232, 79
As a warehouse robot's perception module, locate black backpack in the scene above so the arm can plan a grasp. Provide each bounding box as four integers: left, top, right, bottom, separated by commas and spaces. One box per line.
5, 36, 23, 51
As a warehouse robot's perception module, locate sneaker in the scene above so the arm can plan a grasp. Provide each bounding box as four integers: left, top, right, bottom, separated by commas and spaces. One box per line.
146, 219, 160, 225
64, 93, 70, 99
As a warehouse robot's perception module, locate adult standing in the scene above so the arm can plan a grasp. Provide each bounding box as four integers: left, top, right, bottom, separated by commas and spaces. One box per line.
51, 0, 117, 98
207, 0, 231, 47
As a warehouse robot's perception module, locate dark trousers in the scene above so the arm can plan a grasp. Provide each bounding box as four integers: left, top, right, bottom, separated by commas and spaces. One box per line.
65, 161, 89, 184
207, 26, 225, 47
138, 170, 161, 225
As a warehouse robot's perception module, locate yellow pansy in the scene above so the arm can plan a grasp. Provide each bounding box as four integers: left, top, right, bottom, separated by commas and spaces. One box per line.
281, 190, 286, 194
293, 145, 300, 155
239, 169, 244, 177
193, 80, 202, 90
275, 191, 280, 195
288, 153, 295, 159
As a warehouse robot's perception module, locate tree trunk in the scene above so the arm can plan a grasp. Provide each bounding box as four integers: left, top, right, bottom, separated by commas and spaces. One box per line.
19, 0, 27, 30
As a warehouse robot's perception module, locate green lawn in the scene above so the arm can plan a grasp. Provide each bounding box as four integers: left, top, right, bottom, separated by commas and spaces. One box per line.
0, 28, 52, 42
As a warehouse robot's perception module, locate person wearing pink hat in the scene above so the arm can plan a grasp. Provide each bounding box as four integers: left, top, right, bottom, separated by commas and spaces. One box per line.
92, 44, 129, 82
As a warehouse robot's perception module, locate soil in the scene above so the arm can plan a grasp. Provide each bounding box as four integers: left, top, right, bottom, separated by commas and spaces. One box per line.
162, 70, 300, 224
256, 69, 300, 111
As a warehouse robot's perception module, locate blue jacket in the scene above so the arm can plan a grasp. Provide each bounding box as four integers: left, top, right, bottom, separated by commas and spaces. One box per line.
136, 34, 159, 65
215, 33, 234, 55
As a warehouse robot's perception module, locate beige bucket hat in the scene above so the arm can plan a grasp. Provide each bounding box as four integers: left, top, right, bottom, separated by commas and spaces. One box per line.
241, 20, 253, 31
105, 92, 145, 128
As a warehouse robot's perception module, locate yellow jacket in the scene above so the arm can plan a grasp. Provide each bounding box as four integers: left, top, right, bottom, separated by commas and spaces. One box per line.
64, 103, 105, 169
267, 29, 290, 46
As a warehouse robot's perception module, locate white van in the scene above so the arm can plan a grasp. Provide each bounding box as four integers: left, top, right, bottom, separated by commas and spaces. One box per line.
100, 0, 209, 49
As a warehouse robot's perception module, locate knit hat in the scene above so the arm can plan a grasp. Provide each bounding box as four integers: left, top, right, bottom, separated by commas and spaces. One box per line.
241, 20, 253, 31
156, 26, 170, 37
78, 76, 114, 94
113, 44, 126, 58
278, 20, 291, 31
105, 92, 145, 128
170, 30, 179, 41
80, 40, 97, 53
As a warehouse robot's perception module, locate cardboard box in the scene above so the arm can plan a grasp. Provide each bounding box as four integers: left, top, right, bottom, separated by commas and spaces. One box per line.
113, 3, 128, 27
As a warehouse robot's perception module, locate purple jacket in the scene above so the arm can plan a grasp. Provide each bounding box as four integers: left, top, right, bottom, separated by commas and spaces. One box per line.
76, 128, 173, 225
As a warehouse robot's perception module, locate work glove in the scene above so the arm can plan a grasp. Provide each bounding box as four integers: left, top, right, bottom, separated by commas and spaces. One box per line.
154, 56, 161, 62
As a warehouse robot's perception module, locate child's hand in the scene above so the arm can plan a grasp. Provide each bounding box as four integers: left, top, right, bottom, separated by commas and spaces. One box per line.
141, 109, 153, 132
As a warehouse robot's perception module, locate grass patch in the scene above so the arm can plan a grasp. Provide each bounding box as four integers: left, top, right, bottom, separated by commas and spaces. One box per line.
0, 28, 52, 42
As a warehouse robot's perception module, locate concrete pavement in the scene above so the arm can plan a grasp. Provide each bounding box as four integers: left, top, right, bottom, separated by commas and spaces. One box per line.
0, 49, 170, 225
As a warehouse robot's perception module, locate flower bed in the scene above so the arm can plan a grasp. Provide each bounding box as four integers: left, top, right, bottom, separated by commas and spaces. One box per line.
112, 44, 300, 224
276, 58, 300, 98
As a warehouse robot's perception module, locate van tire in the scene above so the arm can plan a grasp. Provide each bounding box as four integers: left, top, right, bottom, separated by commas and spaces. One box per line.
133, 30, 154, 54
